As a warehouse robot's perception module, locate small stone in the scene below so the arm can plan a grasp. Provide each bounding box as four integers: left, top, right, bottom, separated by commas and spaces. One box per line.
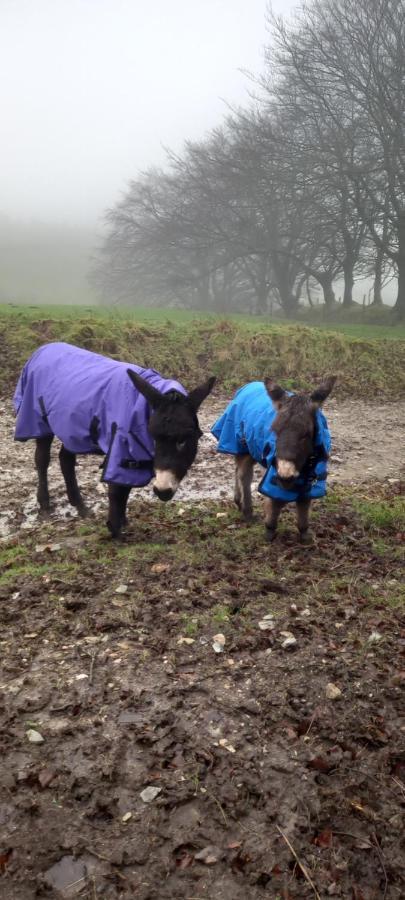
216, 512, 227, 518
115, 584, 128, 594
258, 619, 275, 631
290, 603, 298, 616
280, 631, 297, 650
26, 729, 44, 744
219, 738, 236, 753
194, 845, 223, 865
140, 786, 161, 803
75, 673, 89, 681
213, 643, 224, 654
301, 607, 311, 617
122, 812, 132, 823
177, 636, 195, 645
213, 633, 226, 645
151, 563, 170, 574
177, 508, 186, 516
325, 682, 342, 700
368, 631, 383, 643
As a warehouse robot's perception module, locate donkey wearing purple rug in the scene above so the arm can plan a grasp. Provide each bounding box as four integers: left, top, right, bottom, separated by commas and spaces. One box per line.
14, 342, 215, 537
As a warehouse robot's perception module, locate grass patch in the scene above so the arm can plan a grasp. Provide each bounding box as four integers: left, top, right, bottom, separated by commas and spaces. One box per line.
1, 302, 404, 400
354, 497, 405, 532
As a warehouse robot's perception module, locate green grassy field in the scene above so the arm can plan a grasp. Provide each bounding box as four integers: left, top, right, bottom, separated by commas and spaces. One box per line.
3, 301, 405, 339
1, 302, 404, 399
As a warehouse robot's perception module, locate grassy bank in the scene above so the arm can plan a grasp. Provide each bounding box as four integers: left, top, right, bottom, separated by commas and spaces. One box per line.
1, 302, 404, 399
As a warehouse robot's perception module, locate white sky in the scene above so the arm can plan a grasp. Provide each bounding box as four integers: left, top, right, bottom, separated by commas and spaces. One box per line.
1, 0, 295, 227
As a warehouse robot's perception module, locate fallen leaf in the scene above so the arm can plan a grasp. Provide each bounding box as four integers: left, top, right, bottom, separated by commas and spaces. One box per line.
313, 828, 333, 848
0, 848, 12, 874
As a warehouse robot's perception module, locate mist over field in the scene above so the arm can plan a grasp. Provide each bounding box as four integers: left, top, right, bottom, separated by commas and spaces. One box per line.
0, 0, 403, 317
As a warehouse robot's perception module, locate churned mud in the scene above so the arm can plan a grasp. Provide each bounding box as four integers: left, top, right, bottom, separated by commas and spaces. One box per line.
0, 392, 404, 899
0, 396, 404, 539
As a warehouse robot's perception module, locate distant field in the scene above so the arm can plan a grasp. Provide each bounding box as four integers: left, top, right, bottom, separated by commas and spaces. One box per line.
1, 302, 404, 400
2, 301, 405, 340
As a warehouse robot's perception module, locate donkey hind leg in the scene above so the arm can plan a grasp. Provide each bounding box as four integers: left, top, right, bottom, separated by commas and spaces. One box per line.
107, 484, 131, 538
263, 497, 285, 542
296, 498, 313, 544
59, 445, 88, 516
35, 436, 54, 512
235, 454, 255, 521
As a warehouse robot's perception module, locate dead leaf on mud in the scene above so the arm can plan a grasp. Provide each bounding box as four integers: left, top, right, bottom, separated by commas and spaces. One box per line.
0, 848, 12, 874
313, 828, 333, 848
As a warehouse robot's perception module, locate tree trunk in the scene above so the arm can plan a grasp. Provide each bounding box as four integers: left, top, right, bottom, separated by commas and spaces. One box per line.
372, 248, 384, 305
342, 254, 355, 307
394, 212, 405, 320
318, 275, 336, 309
255, 279, 268, 315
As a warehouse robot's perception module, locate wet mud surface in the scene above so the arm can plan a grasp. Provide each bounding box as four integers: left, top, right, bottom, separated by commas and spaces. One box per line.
0, 394, 404, 899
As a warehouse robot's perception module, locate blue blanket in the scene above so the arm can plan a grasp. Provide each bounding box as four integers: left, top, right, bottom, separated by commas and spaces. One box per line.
14, 342, 187, 487
211, 382, 331, 502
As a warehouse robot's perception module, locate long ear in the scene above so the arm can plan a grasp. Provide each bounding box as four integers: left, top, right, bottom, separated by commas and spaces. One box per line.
310, 376, 336, 407
187, 376, 216, 412
127, 369, 163, 408
264, 377, 287, 409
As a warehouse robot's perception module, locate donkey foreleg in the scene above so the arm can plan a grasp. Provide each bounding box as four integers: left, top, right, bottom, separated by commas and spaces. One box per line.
263, 497, 285, 542
235, 454, 255, 521
296, 498, 313, 544
107, 484, 131, 538
35, 436, 54, 512
59, 445, 88, 516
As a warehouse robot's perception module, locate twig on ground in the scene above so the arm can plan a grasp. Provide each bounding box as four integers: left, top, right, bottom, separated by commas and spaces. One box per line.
276, 826, 321, 900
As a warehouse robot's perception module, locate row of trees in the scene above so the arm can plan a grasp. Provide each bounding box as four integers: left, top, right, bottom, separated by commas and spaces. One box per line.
94, 0, 405, 319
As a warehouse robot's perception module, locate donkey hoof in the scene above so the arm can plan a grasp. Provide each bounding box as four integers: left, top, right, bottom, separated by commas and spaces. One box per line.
107, 520, 121, 539
265, 526, 276, 543
299, 530, 313, 545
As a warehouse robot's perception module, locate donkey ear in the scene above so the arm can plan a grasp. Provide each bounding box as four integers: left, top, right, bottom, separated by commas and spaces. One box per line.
264, 377, 287, 409
187, 376, 216, 412
127, 369, 163, 408
310, 376, 336, 407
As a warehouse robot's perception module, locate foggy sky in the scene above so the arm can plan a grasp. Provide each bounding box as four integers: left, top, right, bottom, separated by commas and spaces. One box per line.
1, 0, 295, 229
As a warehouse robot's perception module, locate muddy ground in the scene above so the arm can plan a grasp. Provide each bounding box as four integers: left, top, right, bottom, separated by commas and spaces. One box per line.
0, 395, 404, 900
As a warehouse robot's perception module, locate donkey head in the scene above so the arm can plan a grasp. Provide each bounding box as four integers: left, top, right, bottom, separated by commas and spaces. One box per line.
127, 370, 216, 501
265, 376, 336, 487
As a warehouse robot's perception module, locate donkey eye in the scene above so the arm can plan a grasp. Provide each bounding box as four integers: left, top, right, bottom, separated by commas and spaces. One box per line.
176, 440, 187, 451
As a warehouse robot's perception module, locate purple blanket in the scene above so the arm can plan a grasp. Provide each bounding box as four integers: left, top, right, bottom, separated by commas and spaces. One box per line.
14, 342, 187, 487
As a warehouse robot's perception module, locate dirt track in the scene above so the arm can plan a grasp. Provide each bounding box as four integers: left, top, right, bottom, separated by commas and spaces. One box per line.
1, 396, 404, 538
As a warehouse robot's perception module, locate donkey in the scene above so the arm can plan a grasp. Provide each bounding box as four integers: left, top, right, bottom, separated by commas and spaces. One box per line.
211, 376, 336, 543
14, 342, 215, 537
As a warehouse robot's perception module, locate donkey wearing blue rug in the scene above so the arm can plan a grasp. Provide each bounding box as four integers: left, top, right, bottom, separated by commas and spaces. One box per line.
212, 376, 336, 543
14, 342, 215, 537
